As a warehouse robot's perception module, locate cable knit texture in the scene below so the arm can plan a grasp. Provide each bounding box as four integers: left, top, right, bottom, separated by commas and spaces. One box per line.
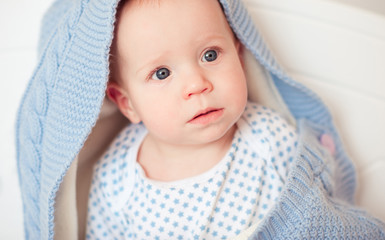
16, 0, 385, 239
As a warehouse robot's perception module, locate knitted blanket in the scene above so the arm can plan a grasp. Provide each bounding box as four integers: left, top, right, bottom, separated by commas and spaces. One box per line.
16, 0, 385, 239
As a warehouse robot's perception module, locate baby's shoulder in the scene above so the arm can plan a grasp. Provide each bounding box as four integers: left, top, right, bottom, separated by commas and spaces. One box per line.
89, 123, 146, 209
93, 123, 145, 178
238, 102, 298, 176
241, 101, 291, 127
238, 101, 297, 142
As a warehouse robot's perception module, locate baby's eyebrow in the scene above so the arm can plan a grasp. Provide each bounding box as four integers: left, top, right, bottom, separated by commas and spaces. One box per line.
195, 34, 228, 45
134, 35, 230, 76
135, 52, 170, 76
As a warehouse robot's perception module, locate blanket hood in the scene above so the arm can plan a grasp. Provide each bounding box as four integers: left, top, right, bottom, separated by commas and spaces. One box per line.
17, 0, 384, 239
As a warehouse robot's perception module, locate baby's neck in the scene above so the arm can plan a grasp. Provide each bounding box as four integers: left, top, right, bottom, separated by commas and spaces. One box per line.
137, 126, 236, 182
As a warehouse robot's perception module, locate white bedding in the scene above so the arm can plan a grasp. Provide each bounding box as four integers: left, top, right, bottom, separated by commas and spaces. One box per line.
242, 0, 385, 221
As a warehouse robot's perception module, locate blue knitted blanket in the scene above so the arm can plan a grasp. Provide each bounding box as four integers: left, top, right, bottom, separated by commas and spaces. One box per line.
16, 0, 385, 239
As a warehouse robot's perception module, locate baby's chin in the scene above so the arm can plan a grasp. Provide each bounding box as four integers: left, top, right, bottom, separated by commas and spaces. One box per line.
183, 123, 237, 147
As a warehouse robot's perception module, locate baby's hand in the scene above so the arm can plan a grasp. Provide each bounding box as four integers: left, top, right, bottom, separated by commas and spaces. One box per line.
320, 134, 336, 156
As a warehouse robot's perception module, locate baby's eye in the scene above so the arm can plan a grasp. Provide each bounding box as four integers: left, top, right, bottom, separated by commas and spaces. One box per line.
152, 67, 170, 80
202, 49, 218, 62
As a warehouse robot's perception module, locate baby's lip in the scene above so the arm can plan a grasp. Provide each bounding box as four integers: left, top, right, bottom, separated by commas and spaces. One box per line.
188, 107, 223, 123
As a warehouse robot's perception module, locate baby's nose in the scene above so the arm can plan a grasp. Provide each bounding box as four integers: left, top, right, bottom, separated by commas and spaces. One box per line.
182, 73, 213, 99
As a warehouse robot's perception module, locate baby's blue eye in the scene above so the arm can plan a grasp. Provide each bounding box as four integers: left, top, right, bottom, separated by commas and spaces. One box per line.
202, 49, 218, 62
152, 67, 170, 80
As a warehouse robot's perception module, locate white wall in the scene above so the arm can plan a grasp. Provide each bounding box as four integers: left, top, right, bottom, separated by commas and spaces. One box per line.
333, 0, 385, 16
0, 0, 52, 239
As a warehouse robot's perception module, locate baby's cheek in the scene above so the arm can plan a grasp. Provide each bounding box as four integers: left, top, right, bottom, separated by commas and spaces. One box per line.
144, 111, 179, 137
229, 77, 248, 104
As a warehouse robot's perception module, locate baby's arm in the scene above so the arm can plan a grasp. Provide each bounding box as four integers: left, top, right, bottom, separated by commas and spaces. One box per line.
85, 124, 145, 239
86, 165, 127, 239
241, 102, 298, 181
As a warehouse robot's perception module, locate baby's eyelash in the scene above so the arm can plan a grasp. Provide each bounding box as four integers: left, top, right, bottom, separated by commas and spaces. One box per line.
146, 68, 158, 80
147, 66, 171, 81
201, 46, 223, 61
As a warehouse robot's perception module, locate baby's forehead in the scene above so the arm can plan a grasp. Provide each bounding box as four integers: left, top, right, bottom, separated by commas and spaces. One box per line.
118, 0, 231, 34
120, 0, 225, 17
120, 0, 165, 11
113, 0, 236, 65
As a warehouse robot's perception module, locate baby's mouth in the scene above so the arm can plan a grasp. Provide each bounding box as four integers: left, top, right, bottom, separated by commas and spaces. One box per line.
193, 110, 217, 119
188, 108, 224, 124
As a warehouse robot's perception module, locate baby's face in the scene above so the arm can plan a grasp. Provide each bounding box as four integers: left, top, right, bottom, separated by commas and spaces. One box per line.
114, 0, 247, 145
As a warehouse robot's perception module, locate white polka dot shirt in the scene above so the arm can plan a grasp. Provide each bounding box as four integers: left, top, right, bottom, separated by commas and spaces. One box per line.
86, 102, 298, 239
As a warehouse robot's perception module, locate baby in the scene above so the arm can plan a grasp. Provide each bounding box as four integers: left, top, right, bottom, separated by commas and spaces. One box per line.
86, 0, 297, 239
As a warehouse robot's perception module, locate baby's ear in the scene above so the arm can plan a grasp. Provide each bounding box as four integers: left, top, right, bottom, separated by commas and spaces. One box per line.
106, 82, 141, 123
